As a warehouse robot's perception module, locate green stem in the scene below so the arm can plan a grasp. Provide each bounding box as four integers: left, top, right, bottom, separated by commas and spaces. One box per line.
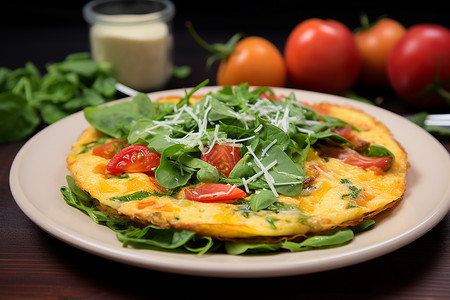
436, 86, 450, 106
185, 21, 221, 54
185, 21, 242, 66
360, 13, 370, 30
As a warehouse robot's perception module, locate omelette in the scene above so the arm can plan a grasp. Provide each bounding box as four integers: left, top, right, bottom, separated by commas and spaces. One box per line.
65, 84, 407, 248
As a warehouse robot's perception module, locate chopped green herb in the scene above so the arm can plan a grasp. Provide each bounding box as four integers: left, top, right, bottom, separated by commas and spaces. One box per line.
340, 178, 363, 200
346, 204, 360, 209
110, 191, 152, 202
266, 217, 278, 229
79, 136, 109, 154
107, 173, 130, 179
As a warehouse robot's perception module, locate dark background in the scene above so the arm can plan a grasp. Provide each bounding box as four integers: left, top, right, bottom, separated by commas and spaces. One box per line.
2, 0, 450, 86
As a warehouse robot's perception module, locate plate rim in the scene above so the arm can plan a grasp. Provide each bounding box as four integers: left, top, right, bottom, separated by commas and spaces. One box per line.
9, 86, 450, 278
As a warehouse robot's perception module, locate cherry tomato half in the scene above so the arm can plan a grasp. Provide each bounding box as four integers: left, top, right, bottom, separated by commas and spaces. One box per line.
355, 18, 406, 89
92, 139, 128, 159
387, 24, 450, 107
106, 144, 161, 175
201, 144, 241, 178
284, 18, 361, 94
319, 147, 391, 173
217, 36, 287, 87
184, 183, 246, 203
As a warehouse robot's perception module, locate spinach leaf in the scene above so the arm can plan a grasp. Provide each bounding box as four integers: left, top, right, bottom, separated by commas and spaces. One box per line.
207, 97, 239, 121
0, 92, 40, 143
0, 53, 117, 143
350, 219, 375, 233
254, 142, 304, 196
225, 228, 355, 255
155, 144, 194, 189
84, 93, 153, 138
127, 118, 172, 145
61, 176, 131, 228
117, 225, 197, 249
61, 175, 216, 254
178, 153, 220, 183
225, 241, 282, 255
281, 228, 354, 252
249, 190, 277, 211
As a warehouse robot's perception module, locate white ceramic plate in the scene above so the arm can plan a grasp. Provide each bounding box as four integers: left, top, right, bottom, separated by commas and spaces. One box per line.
10, 86, 450, 278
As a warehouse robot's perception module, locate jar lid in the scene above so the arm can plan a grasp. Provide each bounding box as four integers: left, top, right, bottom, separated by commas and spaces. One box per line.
83, 0, 175, 25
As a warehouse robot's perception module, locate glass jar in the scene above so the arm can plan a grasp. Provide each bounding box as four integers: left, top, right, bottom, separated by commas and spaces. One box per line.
83, 0, 175, 92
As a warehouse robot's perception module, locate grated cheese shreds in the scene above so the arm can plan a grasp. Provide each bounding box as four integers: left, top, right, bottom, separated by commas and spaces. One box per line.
261, 139, 278, 157
246, 146, 279, 197
245, 160, 278, 183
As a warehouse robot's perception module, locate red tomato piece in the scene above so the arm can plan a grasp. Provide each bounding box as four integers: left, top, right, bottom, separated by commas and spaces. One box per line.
92, 139, 128, 159
355, 17, 406, 89
106, 144, 161, 175
284, 18, 360, 94
259, 93, 284, 101
331, 125, 353, 140
201, 144, 241, 177
184, 183, 246, 203
387, 24, 450, 107
319, 147, 391, 172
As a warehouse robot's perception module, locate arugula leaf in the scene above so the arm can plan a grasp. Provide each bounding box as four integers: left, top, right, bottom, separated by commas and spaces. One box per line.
364, 145, 395, 171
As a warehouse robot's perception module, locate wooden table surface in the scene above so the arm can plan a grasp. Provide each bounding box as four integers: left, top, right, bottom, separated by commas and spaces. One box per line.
1, 2, 450, 299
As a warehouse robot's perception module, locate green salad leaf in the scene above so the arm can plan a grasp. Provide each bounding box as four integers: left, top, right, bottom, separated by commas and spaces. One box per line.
0, 52, 117, 143
61, 175, 375, 255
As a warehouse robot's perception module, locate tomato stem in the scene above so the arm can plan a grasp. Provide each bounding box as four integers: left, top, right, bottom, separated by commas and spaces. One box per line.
185, 21, 243, 68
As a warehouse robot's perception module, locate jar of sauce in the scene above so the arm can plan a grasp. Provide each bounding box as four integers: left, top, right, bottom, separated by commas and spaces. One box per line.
83, 0, 175, 91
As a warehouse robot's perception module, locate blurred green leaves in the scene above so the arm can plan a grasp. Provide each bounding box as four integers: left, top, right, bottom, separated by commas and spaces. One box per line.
0, 52, 116, 143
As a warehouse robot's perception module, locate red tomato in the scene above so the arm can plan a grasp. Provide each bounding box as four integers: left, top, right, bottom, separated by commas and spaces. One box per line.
284, 18, 361, 94
184, 183, 246, 203
201, 144, 241, 177
319, 147, 391, 172
92, 139, 128, 159
331, 125, 353, 140
355, 18, 406, 89
387, 24, 450, 107
106, 144, 161, 175
217, 36, 287, 87
259, 93, 285, 101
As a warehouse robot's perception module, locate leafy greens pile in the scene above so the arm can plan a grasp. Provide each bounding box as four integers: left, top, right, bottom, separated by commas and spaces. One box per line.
61, 81, 379, 254
0, 52, 116, 143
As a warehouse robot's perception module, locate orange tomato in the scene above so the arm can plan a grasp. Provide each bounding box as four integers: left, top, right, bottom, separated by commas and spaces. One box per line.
216, 36, 287, 87
355, 18, 406, 89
